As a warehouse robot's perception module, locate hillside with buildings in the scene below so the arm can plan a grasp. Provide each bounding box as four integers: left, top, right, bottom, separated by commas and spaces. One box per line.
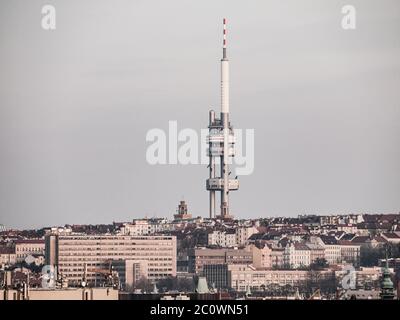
1, 207, 399, 300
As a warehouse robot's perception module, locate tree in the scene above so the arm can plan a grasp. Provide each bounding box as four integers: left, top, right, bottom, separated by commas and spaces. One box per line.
135, 276, 153, 293
360, 243, 400, 267
310, 258, 329, 270
302, 270, 337, 297
304, 270, 321, 297
157, 276, 195, 293
282, 284, 294, 296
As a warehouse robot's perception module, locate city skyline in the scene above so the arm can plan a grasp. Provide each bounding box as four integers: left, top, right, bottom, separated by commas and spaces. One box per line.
1, 0, 400, 229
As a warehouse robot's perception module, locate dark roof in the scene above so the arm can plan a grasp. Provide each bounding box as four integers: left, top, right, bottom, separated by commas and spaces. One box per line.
320, 235, 338, 245
254, 242, 273, 250
248, 233, 264, 241
340, 233, 356, 241
363, 214, 400, 223
351, 236, 370, 244
334, 231, 346, 239
294, 243, 310, 250
372, 236, 388, 243
338, 240, 360, 246
249, 232, 281, 241
15, 239, 45, 244
382, 233, 400, 239
278, 237, 290, 247
225, 229, 236, 235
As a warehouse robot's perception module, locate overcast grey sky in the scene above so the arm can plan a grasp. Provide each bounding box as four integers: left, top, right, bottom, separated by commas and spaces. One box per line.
0, 0, 399, 229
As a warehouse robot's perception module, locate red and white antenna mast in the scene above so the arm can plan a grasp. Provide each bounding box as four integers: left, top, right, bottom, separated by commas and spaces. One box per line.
222, 18, 227, 58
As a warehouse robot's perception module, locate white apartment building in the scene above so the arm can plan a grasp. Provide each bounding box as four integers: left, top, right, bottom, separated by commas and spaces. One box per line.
47, 234, 176, 286
309, 236, 360, 265
208, 230, 237, 247
324, 244, 342, 265
339, 243, 361, 265
283, 243, 311, 268
319, 214, 363, 226
119, 219, 164, 236
45, 226, 73, 235
15, 240, 45, 263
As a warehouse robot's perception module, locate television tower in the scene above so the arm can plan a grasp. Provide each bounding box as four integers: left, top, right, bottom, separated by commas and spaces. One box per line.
206, 18, 239, 220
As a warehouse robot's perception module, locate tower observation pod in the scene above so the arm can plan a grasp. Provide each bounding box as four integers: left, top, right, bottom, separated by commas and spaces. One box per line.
206, 18, 239, 220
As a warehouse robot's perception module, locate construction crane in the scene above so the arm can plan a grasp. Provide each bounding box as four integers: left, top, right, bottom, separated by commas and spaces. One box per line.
88, 260, 119, 288
309, 289, 321, 300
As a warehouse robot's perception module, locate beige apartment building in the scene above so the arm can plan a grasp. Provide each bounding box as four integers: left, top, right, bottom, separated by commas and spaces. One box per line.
46, 234, 176, 287
249, 243, 285, 269
112, 259, 149, 290
15, 240, 45, 263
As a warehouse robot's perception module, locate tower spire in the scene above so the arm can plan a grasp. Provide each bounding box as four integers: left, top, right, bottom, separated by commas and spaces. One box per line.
223, 18, 227, 59
380, 245, 395, 300
206, 19, 239, 220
